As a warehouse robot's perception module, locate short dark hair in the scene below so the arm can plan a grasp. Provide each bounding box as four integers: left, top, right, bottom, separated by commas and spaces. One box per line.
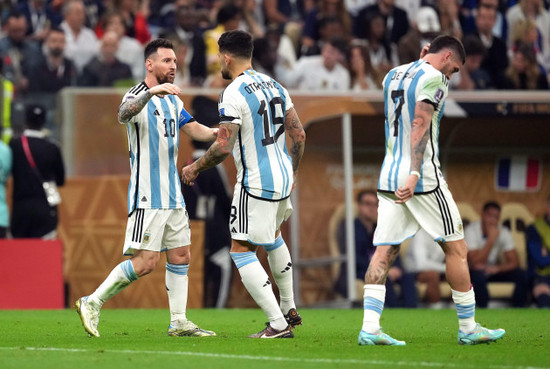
356, 190, 377, 204
326, 37, 348, 56
7, 10, 24, 20
48, 26, 65, 36
144, 38, 174, 60
218, 30, 253, 60
216, 4, 241, 24
427, 35, 466, 64
25, 104, 46, 129
463, 35, 486, 58
483, 201, 501, 213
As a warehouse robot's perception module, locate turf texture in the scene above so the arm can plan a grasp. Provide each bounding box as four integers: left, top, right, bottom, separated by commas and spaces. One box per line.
0, 308, 547, 369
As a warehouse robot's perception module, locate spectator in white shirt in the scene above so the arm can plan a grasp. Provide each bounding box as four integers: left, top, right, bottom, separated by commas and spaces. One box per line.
60, 0, 99, 74
465, 201, 528, 307
287, 37, 350, 91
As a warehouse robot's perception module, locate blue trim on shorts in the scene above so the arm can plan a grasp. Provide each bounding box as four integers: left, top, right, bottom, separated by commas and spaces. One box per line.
230, 251, 258, 269
260, 235, 285, 251
373, 234, 415, 246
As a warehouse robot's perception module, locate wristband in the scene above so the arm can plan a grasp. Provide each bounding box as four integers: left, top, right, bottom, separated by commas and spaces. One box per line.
410, 171, 421, 178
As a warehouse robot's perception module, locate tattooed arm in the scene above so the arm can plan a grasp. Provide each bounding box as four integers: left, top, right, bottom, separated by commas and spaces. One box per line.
284, 107, 306, 174
181, 123, 239, 186
395, 100, 434, 204
118, 91, 152, 123
118, 83, 182, 123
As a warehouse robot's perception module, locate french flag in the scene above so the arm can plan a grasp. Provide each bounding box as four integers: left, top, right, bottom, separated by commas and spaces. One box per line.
496, 156, 541, 192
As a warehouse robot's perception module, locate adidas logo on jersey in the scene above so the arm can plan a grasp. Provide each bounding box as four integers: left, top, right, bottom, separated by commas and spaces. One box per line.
154, 109, 160, 116
262, 280, 271, 287
141, 196, 148, 202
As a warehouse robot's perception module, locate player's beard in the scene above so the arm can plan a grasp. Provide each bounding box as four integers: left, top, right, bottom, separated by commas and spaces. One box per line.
157, 71, 175, 84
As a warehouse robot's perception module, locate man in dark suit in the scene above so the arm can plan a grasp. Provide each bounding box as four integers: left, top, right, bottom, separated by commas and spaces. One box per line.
9, 104, 65, 239
471, 4, 508, 89
353, 0, 409, 44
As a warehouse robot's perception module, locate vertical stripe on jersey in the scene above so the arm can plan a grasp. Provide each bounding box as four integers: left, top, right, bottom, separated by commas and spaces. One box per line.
127, 124, 135, 212
388, 60, 420, 190
131, 122, 141, 213
406, 69, 425, 192
248, 71, 290, 198
238, 82, 275, 199
160, 97, 177, 208
275, 84, 291, 195
379, 70, 395, 190
169, 95, 185, 208
147, 101, 161, 207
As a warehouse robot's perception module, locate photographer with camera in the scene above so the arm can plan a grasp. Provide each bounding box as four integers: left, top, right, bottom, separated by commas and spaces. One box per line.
9, 103, 65, 239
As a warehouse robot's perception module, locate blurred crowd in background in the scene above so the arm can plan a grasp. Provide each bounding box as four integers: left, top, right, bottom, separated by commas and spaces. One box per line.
1, 0, 549, 134
1, 0, 549, 94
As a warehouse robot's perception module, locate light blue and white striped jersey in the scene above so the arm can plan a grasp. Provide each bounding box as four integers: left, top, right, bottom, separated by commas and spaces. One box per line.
378, 60, 449, 194
218, 69, 294, 201
119, 82, 195, 214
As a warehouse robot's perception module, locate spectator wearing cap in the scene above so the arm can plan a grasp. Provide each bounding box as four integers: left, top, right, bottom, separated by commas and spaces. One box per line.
286, 37, 350, 91
397, 6, 441, 65
9, 104, 65, 239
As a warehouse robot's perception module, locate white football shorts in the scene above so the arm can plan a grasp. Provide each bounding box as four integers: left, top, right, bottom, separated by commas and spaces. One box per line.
374, 183, 464, 246
123, 208, 191, 255
230, 183, 293, 245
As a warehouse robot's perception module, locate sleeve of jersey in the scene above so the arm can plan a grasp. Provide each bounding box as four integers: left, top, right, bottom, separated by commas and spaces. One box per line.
282, 87, 294, 111
416, 73, 448, 110
218, 91, 242, 125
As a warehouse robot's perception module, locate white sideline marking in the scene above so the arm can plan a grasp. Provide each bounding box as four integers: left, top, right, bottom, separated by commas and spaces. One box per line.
0, 346, 548, 369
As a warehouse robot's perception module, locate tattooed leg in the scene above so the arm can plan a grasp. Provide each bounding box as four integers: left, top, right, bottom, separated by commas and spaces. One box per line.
365, 245, 400, 284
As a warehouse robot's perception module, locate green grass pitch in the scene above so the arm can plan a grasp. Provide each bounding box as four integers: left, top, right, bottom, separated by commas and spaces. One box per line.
0, 308, 547, 369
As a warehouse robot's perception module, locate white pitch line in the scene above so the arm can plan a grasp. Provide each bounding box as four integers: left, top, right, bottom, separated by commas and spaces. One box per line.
0, 346, 548, 369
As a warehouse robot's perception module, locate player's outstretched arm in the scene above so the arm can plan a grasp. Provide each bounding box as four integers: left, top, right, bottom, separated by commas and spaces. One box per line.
118, 83, 182, 123
181, 121, 218, 141
181, 123, 239, 186
284, 107, 306, 174
395, 100, 433, 204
